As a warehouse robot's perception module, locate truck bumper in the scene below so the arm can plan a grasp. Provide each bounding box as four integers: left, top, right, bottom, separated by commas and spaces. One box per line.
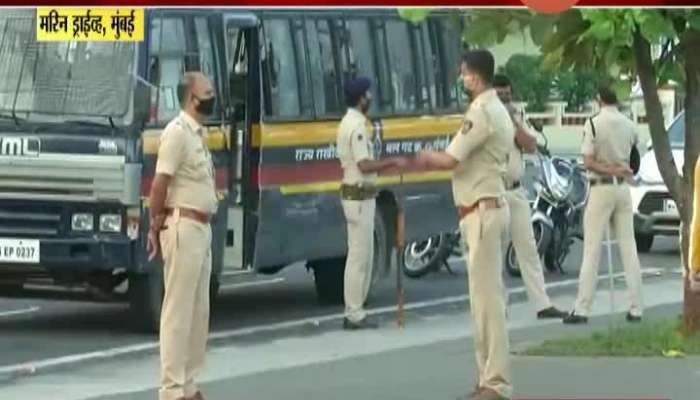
0, 236, 135, 274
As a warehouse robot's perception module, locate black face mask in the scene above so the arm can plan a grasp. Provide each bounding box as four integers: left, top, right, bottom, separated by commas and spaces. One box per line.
194, 96, 215, 116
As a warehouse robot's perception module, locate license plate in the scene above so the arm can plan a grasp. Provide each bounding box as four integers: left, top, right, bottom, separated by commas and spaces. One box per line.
0, 238, 39, 264
664, 199, 678, 214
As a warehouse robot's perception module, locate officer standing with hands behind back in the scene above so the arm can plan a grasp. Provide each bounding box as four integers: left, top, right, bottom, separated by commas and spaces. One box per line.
564, 85, 644, 324
337, 76, 408, 330
415, 50, 513, 400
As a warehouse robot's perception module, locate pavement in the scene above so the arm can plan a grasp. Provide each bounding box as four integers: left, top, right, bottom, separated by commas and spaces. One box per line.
1, 273, 695, 400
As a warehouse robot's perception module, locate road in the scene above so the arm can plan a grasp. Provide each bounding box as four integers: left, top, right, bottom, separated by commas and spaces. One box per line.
0, 235, 681, 371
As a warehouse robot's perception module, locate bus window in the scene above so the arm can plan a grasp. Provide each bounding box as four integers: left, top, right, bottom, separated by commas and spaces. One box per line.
371, 20, 394, 112
194, 17, 217, 93
148, 16, 221, 125
292, 19, 314, 116
345, 18, 379, 115
437, 17, 465, 110
382, 20, 421, 113
262, 18, 306, 119
305, 18, 343, 116
411, 23, 435, 111
149, 17, 187, 124
225, 25, 247, 116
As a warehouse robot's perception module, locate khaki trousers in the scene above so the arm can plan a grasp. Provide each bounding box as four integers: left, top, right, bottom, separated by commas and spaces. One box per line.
505, 189, 552, 311
573, 183, 644, 317
159, 210, 212, 400
342, 199, 375, 323
460, 202, 512, 399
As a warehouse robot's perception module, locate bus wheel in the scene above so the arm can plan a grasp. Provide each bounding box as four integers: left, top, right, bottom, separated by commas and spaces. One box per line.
367, 208, 391, 301
209, 274, 221, 310
128, 270, 163, 333
310, 257, 345, 306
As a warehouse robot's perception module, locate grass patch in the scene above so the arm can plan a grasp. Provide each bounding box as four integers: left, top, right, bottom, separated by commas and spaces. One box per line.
525, 318, 700, 357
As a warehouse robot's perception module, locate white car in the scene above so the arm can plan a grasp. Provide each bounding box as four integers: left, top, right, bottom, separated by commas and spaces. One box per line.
629, 112, 684, 252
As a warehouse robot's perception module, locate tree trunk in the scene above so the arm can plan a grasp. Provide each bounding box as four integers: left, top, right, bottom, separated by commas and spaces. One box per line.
633, 28, 700, 334
681, 29, 700, 335
632, 29, 684, 208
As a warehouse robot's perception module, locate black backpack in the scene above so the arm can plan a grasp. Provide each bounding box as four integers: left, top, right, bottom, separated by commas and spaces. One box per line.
589, 117, 640, 175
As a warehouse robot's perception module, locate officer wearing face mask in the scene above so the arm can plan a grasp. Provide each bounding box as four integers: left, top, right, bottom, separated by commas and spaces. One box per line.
337, 76, 407, 330
416, 50, 513, 400
148, 71, 218, 400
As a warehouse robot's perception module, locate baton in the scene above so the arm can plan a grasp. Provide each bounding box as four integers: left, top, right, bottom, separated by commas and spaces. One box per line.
396, 172, 406, 329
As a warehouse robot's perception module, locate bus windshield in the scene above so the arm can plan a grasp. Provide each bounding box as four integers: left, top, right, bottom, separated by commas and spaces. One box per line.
0, 11, 137, 124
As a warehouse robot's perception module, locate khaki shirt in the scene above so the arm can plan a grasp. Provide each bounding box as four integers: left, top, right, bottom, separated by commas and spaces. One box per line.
336, 108, 377, 186
581, 106, 639, 179
446, 89, 514, 206
506, 109, 536, 186
156, 111, 218, 215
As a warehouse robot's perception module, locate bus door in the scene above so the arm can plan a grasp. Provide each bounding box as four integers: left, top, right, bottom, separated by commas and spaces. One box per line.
222, 12, 259, 271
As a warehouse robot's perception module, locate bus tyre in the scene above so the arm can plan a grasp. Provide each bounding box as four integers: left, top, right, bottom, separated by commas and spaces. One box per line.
128, 271, 163, 333
635, 233, 654, 253
209, 274, 221, 310
311, 257, 345, 306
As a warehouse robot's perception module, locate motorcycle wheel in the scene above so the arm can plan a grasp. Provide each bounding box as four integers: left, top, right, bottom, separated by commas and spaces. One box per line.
504, 242, 522, 278
532, 220, 552, 258
402, 233, 452, 279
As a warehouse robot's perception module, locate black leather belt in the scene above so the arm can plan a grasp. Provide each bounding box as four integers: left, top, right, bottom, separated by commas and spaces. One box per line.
340, 184, 377, 201
589, 176, 624, 186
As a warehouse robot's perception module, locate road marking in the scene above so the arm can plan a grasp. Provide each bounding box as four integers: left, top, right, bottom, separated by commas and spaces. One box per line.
219, 278, 285, 291
0, 267, 665, 378
0, 306, 40, 318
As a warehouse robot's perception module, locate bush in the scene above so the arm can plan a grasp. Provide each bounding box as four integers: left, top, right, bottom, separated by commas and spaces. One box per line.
555, 70, 601, 112
502, 54, 553, 113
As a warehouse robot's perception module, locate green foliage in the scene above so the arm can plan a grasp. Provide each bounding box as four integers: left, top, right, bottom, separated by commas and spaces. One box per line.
397, 8, 433, 25
503, 54, 552, 112
554, 70, 600, 112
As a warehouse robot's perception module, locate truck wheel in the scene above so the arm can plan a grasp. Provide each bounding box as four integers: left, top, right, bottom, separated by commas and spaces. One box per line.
635, 233, 654, 253
128, 271, 163, 333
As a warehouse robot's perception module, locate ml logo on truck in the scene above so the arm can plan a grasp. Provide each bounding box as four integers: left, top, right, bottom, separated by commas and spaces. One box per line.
0, 137, 40, 157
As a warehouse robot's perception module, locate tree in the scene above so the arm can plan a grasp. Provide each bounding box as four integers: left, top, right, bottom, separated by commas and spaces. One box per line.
502, 54, 553, 112
399, 8, 700, 334
554, 69, 600, 112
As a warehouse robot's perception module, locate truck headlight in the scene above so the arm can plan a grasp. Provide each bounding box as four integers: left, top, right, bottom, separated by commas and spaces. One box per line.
100, 214, 122, 233
72, 213, 94, 231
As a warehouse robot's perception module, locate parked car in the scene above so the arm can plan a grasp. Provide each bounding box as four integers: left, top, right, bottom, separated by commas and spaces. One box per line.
629, 112, 684, 252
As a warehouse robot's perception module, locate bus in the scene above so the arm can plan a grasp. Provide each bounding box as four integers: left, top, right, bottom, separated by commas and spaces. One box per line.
0, 8, 465, 331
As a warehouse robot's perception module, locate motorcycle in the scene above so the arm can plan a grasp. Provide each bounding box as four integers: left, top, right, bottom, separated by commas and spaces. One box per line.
401, 127, 590, 280
401, 228, 461, 279
504, 134, 590, 277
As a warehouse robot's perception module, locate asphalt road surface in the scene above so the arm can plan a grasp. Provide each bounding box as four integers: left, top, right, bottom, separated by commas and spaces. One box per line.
0, 236, 681, 370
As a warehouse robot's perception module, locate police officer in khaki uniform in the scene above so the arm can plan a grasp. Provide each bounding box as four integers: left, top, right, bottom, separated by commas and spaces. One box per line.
564, 86, 644, 324
493, 75, 568, 319
416, 51, 513, 400
148, 72, 218, 400
337, 77, 407, 330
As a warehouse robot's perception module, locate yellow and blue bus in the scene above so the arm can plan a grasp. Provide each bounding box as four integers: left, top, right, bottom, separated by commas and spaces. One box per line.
0, 8, 466, 331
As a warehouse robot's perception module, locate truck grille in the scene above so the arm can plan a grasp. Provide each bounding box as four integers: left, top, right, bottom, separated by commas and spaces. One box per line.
638, 192, 673, 215
0, 155, 138, 204
0, 203, 62, 237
